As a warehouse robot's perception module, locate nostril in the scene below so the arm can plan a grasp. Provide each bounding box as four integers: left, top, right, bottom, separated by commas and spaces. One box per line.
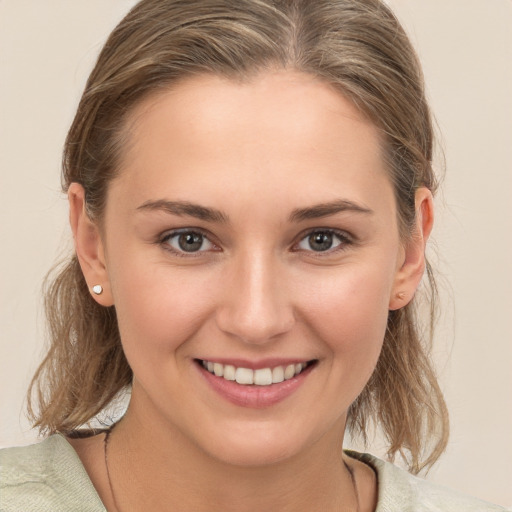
215, 307, 296, 345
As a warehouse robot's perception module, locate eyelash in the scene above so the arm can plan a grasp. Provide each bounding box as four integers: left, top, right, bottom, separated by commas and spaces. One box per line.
294, 229, 353, 256
159, 228, 218, 258
158, 228, 354, 258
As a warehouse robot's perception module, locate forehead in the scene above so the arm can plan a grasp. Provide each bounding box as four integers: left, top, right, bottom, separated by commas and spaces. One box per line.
110, 70, 393, 220
123, 70, 381, 159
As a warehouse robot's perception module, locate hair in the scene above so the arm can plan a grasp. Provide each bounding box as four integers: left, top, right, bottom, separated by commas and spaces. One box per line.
28, 0, 448, 474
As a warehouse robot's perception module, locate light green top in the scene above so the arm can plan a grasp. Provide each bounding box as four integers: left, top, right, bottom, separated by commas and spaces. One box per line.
0, 435, 506, 511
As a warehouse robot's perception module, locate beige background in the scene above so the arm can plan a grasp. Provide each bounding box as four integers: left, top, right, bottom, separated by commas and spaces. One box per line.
0, 0, 511, 506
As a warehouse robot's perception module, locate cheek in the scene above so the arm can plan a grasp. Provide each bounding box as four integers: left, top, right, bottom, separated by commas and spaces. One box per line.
297, 263, 393, 367
108, 256, 215, 361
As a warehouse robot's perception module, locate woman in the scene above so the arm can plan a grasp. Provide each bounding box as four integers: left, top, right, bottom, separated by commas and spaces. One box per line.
0, 0, 505, 510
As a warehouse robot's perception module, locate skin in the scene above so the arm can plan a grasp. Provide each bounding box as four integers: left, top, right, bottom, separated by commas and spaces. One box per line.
68, 70, 433, 512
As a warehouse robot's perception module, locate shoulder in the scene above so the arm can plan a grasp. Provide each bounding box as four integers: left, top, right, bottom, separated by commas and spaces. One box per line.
347, 451, 507, 512
0, 435, 106, 512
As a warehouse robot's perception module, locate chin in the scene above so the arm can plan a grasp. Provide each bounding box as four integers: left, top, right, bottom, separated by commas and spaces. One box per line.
193, 418, 325, 468
205, 437, 298, 468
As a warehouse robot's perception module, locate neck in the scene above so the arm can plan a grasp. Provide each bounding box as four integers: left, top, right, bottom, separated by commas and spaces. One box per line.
107, 401, 360, 512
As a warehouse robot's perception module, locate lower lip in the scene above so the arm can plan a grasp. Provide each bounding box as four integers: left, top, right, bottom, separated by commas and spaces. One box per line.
196, 362, 314, 409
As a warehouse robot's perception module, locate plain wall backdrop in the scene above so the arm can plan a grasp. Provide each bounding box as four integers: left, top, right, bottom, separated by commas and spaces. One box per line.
0, 0, 511, 507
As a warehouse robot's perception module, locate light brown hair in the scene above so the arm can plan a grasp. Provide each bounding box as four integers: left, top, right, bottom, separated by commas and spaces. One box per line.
28, 0, 448, 473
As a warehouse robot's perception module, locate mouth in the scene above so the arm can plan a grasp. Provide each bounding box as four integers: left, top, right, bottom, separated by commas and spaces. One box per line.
196, 359, 316, 386
195, 358, 317, 408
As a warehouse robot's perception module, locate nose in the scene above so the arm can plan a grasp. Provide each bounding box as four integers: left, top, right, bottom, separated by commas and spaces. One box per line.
215, 250, 295, 345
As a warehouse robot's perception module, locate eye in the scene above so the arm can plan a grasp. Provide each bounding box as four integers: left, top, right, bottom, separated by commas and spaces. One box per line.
296, 229, 349, 253
161, 230, 216, 254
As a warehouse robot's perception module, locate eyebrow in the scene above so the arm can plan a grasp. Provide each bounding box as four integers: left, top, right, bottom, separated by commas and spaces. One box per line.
136, 200, 229, 223
288, 200, 374, 222
136, 198, 373, 223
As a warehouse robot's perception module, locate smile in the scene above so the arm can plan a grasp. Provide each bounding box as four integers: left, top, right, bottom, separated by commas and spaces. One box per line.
196, 358, 317, 408
199, 359, 311, 386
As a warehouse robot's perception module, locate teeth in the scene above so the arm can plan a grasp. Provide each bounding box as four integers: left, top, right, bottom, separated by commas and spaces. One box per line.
284, 364, 296, 380
272, 366, 284, 383
223, 364, 236, 381
201, 360, 310, 386
254, 368, 272, 386
235, 367, 254, 385
213, 363, 224, 377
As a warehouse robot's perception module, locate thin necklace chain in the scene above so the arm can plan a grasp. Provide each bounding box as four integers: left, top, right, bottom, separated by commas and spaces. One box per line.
103, 427, 360, 512
104, 427, 122, 512
344, 459, 361, 512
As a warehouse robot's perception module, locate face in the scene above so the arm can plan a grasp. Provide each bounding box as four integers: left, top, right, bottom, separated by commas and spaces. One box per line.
76, 71, 419, 466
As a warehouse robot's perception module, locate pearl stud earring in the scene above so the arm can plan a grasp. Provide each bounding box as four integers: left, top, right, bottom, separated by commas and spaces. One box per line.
92, 285, 103, 295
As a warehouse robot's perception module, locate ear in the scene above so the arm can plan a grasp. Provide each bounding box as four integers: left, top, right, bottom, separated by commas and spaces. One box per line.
68, 183, 114, 307
389, 187, 434, 311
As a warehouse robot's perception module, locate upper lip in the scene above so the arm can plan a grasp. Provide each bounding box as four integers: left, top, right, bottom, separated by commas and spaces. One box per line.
195, 358, 316, 370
